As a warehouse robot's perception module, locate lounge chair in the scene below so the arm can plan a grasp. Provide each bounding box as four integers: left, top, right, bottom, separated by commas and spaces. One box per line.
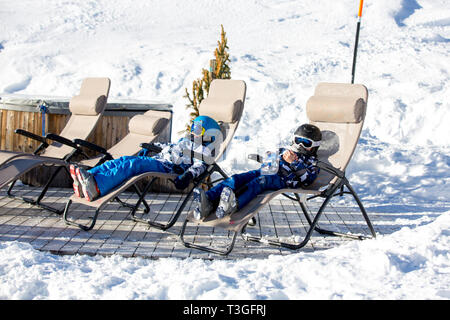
0, 77, 111, 213
0, 78, 111, 166
73, 109, 171, 169
63, 79, 247, 231
180, 82, 377, 255
70, 109, 171, 212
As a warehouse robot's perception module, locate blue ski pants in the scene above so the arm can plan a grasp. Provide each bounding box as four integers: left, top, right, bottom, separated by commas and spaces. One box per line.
89, 156, 172, 196
205, 170, 286, 210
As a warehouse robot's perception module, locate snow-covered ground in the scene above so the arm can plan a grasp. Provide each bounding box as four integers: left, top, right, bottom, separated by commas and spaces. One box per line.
0, 0, 448, 300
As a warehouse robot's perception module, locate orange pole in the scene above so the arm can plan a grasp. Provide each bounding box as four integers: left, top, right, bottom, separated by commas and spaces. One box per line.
358, 0, 364, 17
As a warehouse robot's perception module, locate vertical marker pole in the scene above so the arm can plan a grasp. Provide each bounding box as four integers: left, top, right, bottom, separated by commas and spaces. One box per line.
351, 0, 364, 84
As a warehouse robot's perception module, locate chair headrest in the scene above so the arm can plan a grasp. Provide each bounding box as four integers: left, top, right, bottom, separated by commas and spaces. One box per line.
199, 97, 242, 123
306, 96, 366, 123
69, 95, 107, 115
129, 112, 169, 136
198, 79, 246, 123
68, 77, 111, 115
306, 83, 368, 123
79, 77, 111, 97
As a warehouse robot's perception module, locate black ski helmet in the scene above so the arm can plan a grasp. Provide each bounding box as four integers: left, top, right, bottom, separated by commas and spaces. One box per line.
291, 124, 322, 155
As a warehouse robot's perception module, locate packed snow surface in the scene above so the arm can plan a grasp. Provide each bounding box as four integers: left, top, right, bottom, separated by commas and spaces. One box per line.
0, 0, 449, 299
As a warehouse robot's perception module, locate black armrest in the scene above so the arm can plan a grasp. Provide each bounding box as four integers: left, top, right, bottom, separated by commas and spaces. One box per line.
46, 133, 79, 149
316, 160, 345, 179
140, 143, 163, 154
248, 154, 263, 163
15, 129, 48, 145
74, 138, 108, 155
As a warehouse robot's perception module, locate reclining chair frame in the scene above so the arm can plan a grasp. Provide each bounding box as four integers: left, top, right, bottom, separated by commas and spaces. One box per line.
180, 82, 377, 256
6, 132, 92, 214
61, 109, 173, 228
63, 152, 229, 231
62, 79, 247, 232
2, 77, 111, 214
73, 138, 151, 215
243, 160, 376, 245
180, 159, 376, 256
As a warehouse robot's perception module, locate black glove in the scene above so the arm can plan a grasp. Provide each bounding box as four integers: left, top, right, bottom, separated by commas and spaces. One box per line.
172, 164, 185, 174
174, 171, 194, 190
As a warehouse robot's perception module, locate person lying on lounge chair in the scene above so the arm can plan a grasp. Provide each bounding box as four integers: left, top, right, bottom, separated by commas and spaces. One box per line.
192, 124, 322, 220
69, 115, 222, 201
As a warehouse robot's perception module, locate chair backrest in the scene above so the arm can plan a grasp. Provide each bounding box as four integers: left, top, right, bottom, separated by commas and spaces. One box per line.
108, 110, 171, 159
198, 79, 247, 160
79, 109, 171, 167
43, 78, 111, 158
306, 82, 368, 187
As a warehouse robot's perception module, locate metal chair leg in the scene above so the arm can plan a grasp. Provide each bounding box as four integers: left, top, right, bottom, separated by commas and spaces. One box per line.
343, 178, 376, 238
140, 165, 227, 231
241, 187, 338, 250
143, 182, 196, 230
296, 181, 376, 240
63, 199, 100, 231
129, 177, 158, 225
8, 166, 66, 215
180, 218, 238, 256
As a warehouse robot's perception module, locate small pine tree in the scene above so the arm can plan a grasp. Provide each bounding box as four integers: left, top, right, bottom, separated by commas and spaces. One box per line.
183, 25, 231, 134
213, 25, 231, 80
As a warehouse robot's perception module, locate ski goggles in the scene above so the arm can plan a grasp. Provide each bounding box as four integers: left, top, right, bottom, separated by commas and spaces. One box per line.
293, 135, 321, 148
191, 121, 205, 136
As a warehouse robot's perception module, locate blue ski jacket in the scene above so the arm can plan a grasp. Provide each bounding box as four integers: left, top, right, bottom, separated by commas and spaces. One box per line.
275, 148, 320, 188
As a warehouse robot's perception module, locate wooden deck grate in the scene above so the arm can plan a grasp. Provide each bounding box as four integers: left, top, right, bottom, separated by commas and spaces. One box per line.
0, 185, 382, 260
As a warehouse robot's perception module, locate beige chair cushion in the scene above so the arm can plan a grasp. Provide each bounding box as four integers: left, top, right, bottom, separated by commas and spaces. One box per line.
198, 79, 246, 123
69, 95, 107, 115
208, 79, 247, 99
306, 96, 366, 123
68, 77, 111, 115
314, 82, 368, 99
306, 82, 369, 174
79, 77, 111, 97
128, 114, 169, 136
199, 97, 242, 123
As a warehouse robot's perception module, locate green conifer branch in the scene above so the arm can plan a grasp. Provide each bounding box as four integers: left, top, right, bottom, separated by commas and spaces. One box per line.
182, 25, 231, 134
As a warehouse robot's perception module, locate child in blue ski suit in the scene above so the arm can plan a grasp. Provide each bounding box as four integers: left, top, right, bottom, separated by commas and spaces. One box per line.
70, 115, 221, 201
193, 124, 322, 220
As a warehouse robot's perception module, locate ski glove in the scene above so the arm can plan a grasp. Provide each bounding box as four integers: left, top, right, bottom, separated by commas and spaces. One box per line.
174, 171, 194, 190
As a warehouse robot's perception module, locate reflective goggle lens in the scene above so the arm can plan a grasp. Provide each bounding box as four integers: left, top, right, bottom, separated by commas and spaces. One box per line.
294, 136, 313, 148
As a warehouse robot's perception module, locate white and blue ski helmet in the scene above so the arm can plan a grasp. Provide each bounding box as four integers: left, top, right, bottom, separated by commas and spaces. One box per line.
190, 115, 221, 144
191, 115, 220, 135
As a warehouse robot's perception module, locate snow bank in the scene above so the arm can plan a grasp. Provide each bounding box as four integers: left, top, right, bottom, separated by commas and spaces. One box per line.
0, 212, 448, 300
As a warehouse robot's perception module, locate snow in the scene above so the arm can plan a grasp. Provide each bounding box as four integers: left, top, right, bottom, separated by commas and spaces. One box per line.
0, 213, 448, 300
0, 0, 449, 300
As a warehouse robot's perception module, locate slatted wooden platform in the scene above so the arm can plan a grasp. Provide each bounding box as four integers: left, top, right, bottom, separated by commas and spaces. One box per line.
0, 185, 381, 260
